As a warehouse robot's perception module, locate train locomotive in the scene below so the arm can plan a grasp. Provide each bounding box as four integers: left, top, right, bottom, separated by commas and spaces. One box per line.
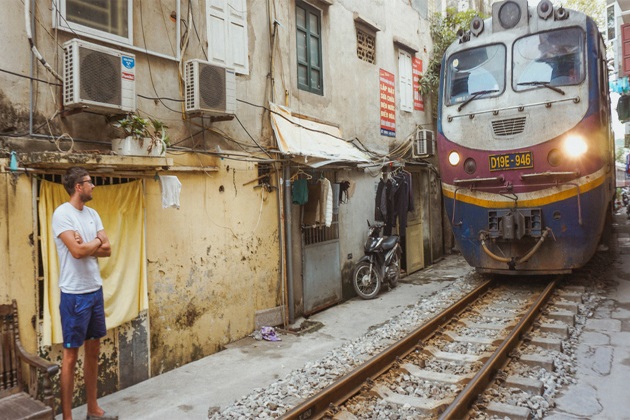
437, 0, 615, 274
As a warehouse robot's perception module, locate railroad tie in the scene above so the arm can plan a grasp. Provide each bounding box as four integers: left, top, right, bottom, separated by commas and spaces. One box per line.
400, 363, 474, 385
369, 384, 450, 414
443, 331, 503, 346
422, 345, 492, 363
485, 401, 532, 420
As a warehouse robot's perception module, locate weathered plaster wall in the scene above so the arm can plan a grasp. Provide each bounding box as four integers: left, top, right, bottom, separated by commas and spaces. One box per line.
273, 0, 433, 154
145, 153, 280, 374
0, 170, 38, 353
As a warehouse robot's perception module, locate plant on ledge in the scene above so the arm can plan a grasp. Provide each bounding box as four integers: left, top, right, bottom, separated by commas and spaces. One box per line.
113, 114, 170, 155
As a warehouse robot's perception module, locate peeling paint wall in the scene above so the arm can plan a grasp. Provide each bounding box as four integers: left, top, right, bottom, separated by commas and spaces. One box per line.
144, 155, 280, 374
0, 170, 38, 354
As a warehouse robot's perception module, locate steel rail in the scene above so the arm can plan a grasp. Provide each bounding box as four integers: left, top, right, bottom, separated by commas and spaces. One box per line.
281, 280, 493, 420
439, 278, 558, 420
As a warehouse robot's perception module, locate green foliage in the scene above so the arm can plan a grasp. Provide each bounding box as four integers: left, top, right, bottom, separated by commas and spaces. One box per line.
419, 8, 482, 119
114, 114, 171, 147
616, 147, 628, 164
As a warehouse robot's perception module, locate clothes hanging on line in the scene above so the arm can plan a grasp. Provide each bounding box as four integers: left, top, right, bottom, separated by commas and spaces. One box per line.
374, 169, 414, 236
302, 177, 333, 227
292, 178, 309, 205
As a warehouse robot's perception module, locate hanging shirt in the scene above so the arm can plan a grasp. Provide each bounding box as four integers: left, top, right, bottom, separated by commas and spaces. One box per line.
292, 178, 309, 205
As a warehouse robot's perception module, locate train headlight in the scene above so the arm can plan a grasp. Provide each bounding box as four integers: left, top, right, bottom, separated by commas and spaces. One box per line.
547, 148, 562, 166
564, 135, 587, 158
448, 151, 461, 166
498, 1, 522, 29
464, 158, 477, 174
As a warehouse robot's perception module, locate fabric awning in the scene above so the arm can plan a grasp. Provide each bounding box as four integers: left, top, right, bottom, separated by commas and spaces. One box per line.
269, 102, 371, 166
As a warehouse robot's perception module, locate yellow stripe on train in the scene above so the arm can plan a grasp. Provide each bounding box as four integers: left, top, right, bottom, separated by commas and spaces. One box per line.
441, 167, 610, 208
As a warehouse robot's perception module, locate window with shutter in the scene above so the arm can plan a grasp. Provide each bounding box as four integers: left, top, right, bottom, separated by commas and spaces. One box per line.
399, 51, 413, 112
296, 1, 323, 95
206, 0, 249, 75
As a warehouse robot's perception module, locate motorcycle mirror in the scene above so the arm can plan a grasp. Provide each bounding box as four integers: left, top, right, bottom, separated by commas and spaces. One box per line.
367, 219, 370, 227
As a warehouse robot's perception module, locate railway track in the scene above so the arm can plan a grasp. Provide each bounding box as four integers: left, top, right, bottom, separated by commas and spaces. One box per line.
281, 278, 583, 420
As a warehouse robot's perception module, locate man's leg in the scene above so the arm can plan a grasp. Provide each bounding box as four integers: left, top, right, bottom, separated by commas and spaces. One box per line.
84, 338, 105, 417
61, 347, 79, 420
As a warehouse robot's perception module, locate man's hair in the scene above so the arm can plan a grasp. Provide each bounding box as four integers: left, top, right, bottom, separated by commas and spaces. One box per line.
62, 167, 89, 195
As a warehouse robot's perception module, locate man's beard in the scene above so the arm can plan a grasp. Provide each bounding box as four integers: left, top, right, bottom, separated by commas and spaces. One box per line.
80, 192, 93, 203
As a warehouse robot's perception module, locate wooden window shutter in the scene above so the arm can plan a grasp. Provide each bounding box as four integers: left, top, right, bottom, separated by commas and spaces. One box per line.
206, 0, 249, 74
399, 51, 413, 112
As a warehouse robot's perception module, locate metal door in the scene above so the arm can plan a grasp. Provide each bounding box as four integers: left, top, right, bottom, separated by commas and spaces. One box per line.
302, 182, 342, 315
405, 170, 424, 272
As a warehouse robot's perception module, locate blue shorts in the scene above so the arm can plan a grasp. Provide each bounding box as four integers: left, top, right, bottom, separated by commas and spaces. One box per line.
60, 288, 107, 348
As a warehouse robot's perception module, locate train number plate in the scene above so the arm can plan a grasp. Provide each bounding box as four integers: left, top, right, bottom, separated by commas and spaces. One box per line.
489, 151, 533, 171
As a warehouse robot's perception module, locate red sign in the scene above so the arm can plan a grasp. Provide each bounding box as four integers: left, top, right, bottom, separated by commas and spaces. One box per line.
122, 72, 135, 81
412, 58, 424, 111
380, 69, 396, 137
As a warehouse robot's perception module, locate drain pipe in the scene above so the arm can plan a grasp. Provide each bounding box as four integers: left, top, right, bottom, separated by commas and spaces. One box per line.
283, 164, 295, 324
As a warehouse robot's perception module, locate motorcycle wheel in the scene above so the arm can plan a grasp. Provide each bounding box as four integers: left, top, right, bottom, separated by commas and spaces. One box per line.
387, 246, 402, 289
353, 261, 381, 299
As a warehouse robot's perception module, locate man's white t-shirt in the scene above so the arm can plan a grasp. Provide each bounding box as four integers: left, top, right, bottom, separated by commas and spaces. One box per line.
52, 202, 104, 294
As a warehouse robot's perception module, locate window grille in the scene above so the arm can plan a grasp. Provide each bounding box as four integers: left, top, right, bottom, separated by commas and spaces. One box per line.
357, 28, 376, 64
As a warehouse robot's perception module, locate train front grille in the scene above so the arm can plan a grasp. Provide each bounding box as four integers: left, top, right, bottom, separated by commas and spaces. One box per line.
492, 116, 527, 136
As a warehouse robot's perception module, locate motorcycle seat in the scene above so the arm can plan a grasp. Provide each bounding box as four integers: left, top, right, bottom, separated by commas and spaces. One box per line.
381, 235, 399, 250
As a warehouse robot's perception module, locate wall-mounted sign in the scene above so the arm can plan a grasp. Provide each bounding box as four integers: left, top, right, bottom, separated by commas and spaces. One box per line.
412, 58, 424, 111
380, 69, 396, 137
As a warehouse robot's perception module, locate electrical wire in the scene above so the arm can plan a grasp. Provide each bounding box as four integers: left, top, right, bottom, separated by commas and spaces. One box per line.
188, 0, 208, 61
138, 0, 184, 114
0, 67, 61, 86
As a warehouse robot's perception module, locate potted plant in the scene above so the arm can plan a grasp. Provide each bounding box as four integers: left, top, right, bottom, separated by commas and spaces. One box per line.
112, 114, 170, 156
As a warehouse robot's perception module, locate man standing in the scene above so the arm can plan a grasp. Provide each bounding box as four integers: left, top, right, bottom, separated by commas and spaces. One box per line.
52, 167, 116, 420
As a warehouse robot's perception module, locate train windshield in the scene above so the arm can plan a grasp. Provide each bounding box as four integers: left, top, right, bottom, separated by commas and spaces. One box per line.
445, 44, 505, 106
513, 28, 584, 90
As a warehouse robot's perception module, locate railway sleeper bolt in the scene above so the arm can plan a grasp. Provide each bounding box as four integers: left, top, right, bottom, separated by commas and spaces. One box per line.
495, 370, 508, 382
509, 350, 522, 359
522, 332, 532, 342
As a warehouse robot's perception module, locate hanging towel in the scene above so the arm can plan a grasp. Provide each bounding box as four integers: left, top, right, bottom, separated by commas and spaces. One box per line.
292, 178, 309, 205
159, 175, 182, 209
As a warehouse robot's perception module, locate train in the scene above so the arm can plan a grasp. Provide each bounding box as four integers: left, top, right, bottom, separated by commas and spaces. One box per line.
437, 0, 615, 274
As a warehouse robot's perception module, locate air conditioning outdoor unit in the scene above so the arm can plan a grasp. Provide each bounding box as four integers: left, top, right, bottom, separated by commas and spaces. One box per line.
63, 39, 136, 114
185, 59, 236, 116
412, 129, 435, 157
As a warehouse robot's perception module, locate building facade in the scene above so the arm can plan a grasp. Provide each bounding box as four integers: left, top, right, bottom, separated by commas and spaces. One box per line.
0, 0, 443, 409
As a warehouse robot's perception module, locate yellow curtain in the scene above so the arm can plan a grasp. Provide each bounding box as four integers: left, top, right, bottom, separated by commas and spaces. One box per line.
39, 180, 148, 346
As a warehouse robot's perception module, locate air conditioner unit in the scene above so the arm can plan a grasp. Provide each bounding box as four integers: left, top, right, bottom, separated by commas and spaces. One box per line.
412, 129, 435, 158
185, 60, 236, 116
63, 39, 136, 114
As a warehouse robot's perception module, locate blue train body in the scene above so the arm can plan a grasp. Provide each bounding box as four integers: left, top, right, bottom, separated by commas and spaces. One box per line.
437, 0, 614, 274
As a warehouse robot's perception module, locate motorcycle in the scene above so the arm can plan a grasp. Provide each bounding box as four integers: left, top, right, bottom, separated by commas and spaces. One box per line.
352, 220, 402, 299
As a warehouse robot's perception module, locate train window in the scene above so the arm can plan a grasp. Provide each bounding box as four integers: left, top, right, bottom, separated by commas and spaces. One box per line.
445, 44, 505, 106
513, 28, 585, 90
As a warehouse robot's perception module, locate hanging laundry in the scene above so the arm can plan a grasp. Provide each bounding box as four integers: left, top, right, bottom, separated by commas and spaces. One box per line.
303, 182, 322, 225
292, 178, 309, 205
159, 175, 182, 209
321, 178, 333, 227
